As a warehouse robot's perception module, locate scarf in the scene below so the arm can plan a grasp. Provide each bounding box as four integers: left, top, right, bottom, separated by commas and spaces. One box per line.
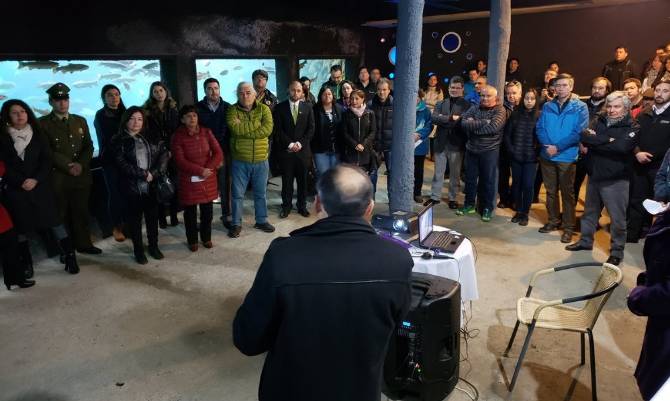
7, 125, 33, 160
606, 115, 625, 127
350, 103, 366, 118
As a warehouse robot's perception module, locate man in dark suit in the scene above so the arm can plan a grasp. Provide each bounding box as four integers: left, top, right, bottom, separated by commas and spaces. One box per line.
233, 164, 413, 401
273, 81, 315, 218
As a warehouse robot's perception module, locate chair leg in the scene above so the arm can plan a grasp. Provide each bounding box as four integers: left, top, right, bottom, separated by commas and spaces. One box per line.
580, 332, 585, 366
504, 320, 521, 357
588, 330, 598, 401
509, 321, 536, 392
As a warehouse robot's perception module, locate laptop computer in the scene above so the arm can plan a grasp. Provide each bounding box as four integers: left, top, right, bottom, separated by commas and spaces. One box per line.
416, 204, 464, 254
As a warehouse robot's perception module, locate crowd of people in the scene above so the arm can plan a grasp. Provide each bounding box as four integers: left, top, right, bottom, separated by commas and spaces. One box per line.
1, 44, 670, 286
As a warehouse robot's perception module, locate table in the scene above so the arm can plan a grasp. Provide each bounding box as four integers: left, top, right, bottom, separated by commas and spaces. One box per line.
409, 226, 479, 302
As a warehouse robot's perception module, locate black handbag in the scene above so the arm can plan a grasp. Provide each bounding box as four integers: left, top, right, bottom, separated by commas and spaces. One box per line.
153, 174, 175, 204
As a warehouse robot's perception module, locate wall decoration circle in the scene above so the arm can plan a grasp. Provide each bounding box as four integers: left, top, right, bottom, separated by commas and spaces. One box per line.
431, 32, 439, 39
388, 46, 397, 65
466, 52, 474, 61
440, 32, 462, 54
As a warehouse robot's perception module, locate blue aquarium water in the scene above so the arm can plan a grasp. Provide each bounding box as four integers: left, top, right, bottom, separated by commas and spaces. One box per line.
195, 59, 277, 104
0, 59, 161, 155
299, 59, 346, 99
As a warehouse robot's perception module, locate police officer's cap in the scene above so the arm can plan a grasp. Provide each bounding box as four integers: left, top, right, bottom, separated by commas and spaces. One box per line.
46, 83, 70, 100
252, 69, 269, 80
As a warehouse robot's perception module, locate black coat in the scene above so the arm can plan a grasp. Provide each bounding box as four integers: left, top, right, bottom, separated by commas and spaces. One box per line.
581, 115, 639, 182
93, 106, 124, 164
504, 107, 540, 163
311, 103, 344, 154
431, 96, 471, 152
602, 57, 638, 91
233, 216, 413, 401
636, 105, 670, 169
196, 97, 231, 150
272, 100, 315, 166
342, 108, 377, 168
111, 131, 169, 197
0, 128, 60, 232
145, 106, 179, 146
368, 95, 393, 152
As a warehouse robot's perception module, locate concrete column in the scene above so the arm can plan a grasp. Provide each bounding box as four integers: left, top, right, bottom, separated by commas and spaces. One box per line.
486, 0, 512, 97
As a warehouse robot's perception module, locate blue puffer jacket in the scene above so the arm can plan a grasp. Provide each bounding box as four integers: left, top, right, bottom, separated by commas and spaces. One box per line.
414, 102, 432, 156
536, 96, 589, 163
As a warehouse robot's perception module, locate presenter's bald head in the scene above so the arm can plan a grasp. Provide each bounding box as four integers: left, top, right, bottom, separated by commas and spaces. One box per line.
316, 165, 374, 218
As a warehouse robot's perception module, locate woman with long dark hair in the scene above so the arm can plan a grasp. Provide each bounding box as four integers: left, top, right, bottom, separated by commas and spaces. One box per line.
94, 84, 127, 241
0, 99, 79, 275
111, 106, 169, 264
336, 80, 356, 110
342, 90, 377, 190
143, 81, 179, 228
172, 105, 223, 252
311, 86, 344, 179
505, 88, 541, 226
423, 73, 444, 112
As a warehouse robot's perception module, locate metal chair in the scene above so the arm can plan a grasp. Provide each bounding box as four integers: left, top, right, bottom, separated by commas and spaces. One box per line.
503, 262, 623, 401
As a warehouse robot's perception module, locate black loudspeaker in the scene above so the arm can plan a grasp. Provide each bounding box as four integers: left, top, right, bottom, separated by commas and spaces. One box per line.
383, 272, 461, 401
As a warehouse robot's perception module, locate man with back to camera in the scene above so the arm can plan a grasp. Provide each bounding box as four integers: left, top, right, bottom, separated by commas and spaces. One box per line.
602, 46, 638, 91
233, 164, 413, 401
273, 81, 315, 219
40, 83, 101, 256
536, 73, 589, 244
196, 78, 232, 229
321, 64, 345, 100
627, 78, 670, 243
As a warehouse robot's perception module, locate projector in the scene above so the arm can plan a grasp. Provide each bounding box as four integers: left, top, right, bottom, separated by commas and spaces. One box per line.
372, 210, 419, 235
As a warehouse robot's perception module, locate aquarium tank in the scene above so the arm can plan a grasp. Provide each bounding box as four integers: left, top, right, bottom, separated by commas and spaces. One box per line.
194, 58, 277, 104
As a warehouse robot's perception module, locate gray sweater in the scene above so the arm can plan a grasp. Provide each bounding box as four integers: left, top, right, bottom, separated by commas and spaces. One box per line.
460, 103, 507, 153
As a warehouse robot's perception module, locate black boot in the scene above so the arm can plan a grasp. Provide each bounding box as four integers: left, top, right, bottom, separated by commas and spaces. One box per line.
59, 237, 79, 274
18, 241, 34, 279
2, 241, 36, 290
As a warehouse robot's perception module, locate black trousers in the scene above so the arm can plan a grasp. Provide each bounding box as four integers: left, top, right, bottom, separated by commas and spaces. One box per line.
0, 228, 21, 285
280, 154, 307, 211
498, 149, 512, 205
574, 155, 588, 201
414, 155, 426, 196
627, 165, 658, 240
184, 202, 213, 245
125, 193, 159, 254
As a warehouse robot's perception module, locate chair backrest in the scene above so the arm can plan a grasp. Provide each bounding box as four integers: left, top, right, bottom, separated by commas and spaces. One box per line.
582, 263, 623, 330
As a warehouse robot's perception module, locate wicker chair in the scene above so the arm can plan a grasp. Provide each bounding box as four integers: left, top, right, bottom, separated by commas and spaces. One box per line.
503, 262, 623, 401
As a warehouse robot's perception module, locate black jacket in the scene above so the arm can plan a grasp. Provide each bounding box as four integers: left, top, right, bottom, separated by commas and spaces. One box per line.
272, 100, 315, 165
655, 148, 670, 202
93, 106, 124, 164
311, 103, 344, 154
431, 96, 470, 152
342, 108, 377, 168
0, 128, 60, 232
145, 106, 179, 146
504, 107, 541, 163
636, 105, 670, 169
460, 104, 508, 153
368, 95, 393, 152
196, 97, 231, 149
111, 131, 169, 197
602, 57, 638, 91
233, 216, 413, 401
581, 115, 639, 181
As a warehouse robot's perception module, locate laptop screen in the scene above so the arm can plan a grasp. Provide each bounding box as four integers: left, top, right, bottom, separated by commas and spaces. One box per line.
418, 205, 433, 243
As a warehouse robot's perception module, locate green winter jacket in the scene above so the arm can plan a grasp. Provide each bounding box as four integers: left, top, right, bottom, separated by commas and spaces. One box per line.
226, 102, 274, 163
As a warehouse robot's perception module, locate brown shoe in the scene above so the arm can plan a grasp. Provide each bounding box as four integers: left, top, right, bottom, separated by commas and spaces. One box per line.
112, 226, 126, 242
203, 241, 213, 249
188, 243, 198, 252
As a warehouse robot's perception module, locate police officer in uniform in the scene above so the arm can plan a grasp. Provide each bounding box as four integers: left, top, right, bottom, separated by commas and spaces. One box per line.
39, 83, 102, 255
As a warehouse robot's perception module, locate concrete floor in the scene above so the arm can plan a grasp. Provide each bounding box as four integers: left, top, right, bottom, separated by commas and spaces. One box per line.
0, 160, 647, 401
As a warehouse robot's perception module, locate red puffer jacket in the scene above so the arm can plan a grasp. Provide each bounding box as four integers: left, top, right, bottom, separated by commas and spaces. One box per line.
171, 125, 223, 206
0, 161, 15, 233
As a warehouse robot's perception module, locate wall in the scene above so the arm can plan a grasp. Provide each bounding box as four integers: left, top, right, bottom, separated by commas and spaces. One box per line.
363, 0, 670, 94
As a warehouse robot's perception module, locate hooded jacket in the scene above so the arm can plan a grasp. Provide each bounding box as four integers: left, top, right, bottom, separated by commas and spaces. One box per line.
536, 96, 589, 163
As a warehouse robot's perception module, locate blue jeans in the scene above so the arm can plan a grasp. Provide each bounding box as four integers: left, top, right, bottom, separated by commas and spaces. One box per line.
313, 152, 339, 180
231, 159, 269, 226
464, 149, 499, 212
511, 160, 538, 214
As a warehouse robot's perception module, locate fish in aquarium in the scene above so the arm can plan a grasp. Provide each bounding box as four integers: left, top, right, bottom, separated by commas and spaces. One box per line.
18, 60, 59, 70
33, 107, 50, 116
146, 70, 160, 77
100, 73, 122, 80
299, 60, 307, 69
197, 71, 211, 80
0, 82, 16, 90
123, 83, 131, 91
99, 61, 132, 70
72, 80, 99, 89
203, 60, 211, 67
233, 66, 243, 71
130, 68, 145, 76
114, 77, 136, 83
0, 95, 6, 100
143, 62, 159, 70
55, 63, 89, 73
220, 70, 229, 76
37, 81, 57, 89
